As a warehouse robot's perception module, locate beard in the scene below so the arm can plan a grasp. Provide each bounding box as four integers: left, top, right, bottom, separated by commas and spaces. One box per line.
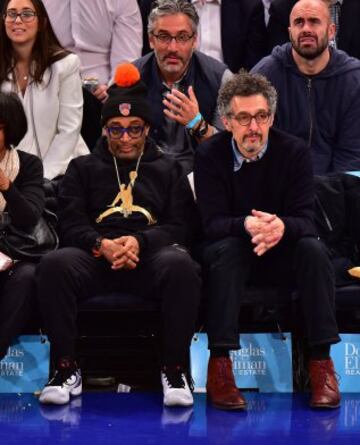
290, 32, 329, 60
109, 139, 144, 161
155, 49, 193, 76
241, 132, 264, 156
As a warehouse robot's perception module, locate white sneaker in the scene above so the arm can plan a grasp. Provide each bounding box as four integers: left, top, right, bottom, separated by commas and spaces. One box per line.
39, 369, 82, 405
161, 366, 194, 407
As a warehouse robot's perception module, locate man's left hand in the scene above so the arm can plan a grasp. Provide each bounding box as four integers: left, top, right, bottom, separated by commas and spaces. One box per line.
162, 86, 199, 126
112, 236, 140, 270
249, 210, 285, 256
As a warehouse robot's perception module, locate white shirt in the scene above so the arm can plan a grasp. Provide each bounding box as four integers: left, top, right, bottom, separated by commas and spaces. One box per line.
262, 0, 272, 25
43, 0, 143, 85
192, 0, 223, 63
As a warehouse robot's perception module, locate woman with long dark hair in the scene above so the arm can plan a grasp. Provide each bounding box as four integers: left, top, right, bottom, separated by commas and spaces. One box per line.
0, 0, 89, 180
0, 91, 44, 359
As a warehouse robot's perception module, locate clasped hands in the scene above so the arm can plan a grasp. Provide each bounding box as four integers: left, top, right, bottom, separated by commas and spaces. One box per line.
244, 209, 285, 256
99, 236, 140, 270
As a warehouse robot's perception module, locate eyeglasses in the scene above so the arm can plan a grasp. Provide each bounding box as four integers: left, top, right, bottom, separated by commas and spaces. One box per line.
3, 10, 38, 23
105, 125, 145, 139
229, 111, 271, 126
151, 32, 195, 45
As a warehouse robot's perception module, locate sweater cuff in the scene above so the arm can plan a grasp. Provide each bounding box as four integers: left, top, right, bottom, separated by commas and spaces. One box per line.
133, 233, 147, 253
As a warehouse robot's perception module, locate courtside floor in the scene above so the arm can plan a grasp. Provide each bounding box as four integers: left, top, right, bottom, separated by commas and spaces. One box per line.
0, 392, 359, 444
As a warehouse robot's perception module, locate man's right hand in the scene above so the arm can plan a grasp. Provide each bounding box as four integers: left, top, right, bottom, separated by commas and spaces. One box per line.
92, 84, 109, 103
244, 210, 285, 256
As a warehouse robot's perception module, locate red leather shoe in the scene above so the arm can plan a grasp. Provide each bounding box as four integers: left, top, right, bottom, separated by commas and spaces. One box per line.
309, 358, 341, 409
206, 357, 247, 410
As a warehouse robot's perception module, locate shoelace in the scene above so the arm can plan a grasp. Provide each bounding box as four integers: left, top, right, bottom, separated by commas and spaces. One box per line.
163, 367, 186, 389
47, 368, 77, 387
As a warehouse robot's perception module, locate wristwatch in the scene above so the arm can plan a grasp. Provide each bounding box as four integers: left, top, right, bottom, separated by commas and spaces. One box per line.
92, 236, 104, 257
190, 118, 208, 138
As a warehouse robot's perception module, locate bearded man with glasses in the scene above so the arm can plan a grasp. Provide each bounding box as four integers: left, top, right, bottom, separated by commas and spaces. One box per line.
134, 0, 232, 176
194, 70, 341, 411
36, 63, 201, 408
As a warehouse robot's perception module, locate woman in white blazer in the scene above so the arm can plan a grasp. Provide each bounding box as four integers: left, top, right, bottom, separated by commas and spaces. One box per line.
0, 0, 89, 180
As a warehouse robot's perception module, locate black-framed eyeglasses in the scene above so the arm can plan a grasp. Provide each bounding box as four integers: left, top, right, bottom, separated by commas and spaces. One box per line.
151, 32, 195, 45
228, 111, 272, 126
3, 10, 38, 23
105, 125, 145, 139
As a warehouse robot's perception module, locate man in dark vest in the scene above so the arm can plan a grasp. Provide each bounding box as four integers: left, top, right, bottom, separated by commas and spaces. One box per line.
134, 0, 232, 175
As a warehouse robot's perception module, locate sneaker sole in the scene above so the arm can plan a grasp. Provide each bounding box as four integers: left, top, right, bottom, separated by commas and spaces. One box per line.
39, 384, 82, 405
164, 398, 194, 407
39, 388, 70, 405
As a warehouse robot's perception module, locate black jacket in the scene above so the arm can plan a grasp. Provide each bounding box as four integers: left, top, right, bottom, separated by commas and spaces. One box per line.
58, 137, 194, 253
3, 150, 44, 229
267, 0, 360, 59
251, 44, 360, 174
194, 128, 316, 244
314, 173, 360, 285
139, 0, 267, 71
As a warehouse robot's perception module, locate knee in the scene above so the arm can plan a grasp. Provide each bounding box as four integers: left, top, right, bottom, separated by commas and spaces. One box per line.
5, 262, 36, 295
12, 262, 36, 283
37, 250, 65, 277
203, 237, 245, 268
296, 237, 327, 257
158, 245, 200, 277
158, 246, 201, 304
295, 237, 331, 267
37, 248, 80, 281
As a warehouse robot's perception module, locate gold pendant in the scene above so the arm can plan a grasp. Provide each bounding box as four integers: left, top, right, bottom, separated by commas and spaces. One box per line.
96, 170, 157, 225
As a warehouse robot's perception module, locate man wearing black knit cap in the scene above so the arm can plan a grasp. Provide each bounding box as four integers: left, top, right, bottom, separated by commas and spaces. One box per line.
37, 63, 201, 407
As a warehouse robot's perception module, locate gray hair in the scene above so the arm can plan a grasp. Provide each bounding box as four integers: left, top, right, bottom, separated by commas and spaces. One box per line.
217, 70, 278, 117
147, 0, 199, 34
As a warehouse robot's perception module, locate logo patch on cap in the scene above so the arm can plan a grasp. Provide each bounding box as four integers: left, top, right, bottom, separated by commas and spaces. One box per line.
119, 103, 131, 116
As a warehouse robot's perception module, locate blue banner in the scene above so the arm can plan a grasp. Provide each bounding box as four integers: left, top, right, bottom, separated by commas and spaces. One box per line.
331, 333, 360, 392
191, 332, 293, 393
0, 335, 50, 393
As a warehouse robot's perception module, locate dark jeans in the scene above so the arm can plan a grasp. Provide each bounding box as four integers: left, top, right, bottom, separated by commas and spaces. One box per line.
36, 245, 201, 366
201, 236, 340, 350
0, 262, 36, 359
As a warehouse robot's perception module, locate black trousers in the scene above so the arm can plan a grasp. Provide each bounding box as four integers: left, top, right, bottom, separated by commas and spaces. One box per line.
36, 245, 201, 366
201, 236, 340, 350
0, 262, 37, 359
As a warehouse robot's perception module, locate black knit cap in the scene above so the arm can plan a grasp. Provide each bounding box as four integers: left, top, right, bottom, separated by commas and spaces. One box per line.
101, 63, 152, 126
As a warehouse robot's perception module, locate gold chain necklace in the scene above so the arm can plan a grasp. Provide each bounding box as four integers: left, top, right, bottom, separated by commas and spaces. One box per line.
112, 151, 143, 192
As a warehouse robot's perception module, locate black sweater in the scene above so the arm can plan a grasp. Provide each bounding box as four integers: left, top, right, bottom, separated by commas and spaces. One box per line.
58, 137, 194, 253
3, 150, 44, 228
194, 128, 316, 244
